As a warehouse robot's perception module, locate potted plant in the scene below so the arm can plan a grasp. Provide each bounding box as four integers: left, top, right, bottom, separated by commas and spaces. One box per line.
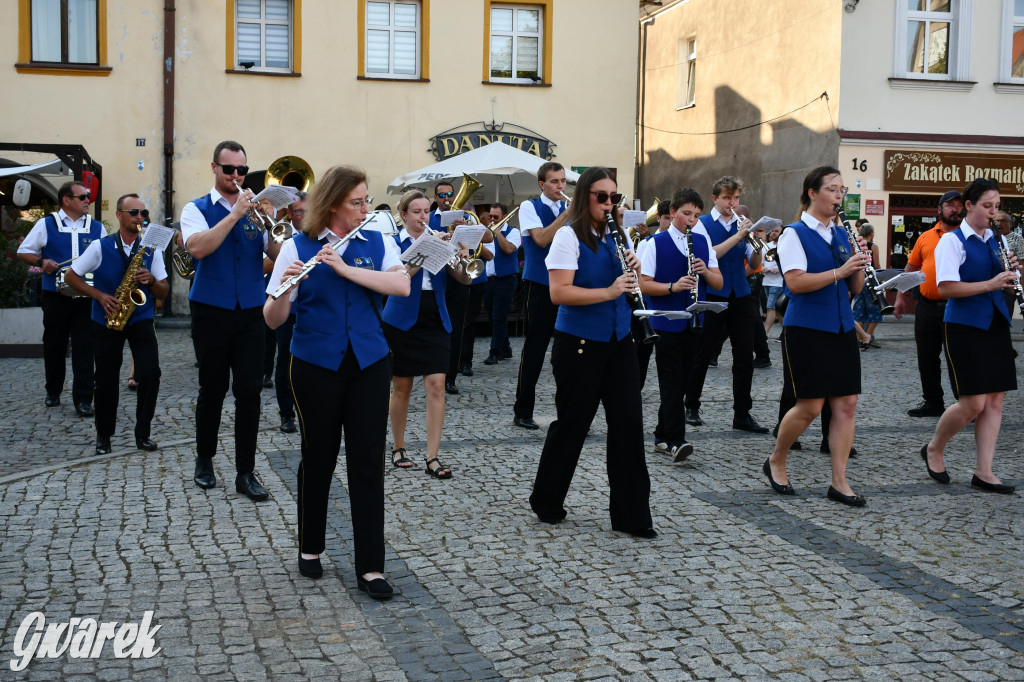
0, 223, 44, 357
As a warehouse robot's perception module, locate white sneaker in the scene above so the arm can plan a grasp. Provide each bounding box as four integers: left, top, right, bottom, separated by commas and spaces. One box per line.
654, 440, 669, 453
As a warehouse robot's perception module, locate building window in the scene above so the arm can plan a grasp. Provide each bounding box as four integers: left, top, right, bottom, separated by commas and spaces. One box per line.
1000, 0, 1024, 82
677, 37, 696, 109
235, 0, 293, 72
893, 0, 973, 82
30, 0, 99, 64
489, 4, 542, 83
364, 1, 421, 79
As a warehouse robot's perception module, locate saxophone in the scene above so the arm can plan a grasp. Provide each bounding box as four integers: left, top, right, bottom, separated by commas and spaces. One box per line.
107, 246, 150, 331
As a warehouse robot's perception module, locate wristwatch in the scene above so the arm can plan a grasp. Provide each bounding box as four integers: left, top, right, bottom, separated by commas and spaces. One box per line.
668, 281, 674, 294
36, 257, 43, 267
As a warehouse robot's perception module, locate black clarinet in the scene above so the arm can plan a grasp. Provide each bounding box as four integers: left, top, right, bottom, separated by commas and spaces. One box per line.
836, 205, 894, 315
606, 210, 659, 345
995, 229, 1024, 317
684, 229, 702, 331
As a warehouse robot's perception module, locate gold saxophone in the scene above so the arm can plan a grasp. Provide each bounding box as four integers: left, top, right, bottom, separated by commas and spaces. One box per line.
108, 246, 150, 331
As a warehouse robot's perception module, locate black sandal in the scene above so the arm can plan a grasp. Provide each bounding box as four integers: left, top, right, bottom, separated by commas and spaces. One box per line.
391, 448, 414, 469
425, 457, 453, 479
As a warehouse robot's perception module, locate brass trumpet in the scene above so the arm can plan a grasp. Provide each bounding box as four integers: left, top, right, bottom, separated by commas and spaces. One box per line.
232, 179, 292, 244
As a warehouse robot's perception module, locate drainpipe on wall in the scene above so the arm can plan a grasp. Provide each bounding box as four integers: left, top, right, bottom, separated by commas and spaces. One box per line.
162, 0, 177, 314
635, 15, 653, 202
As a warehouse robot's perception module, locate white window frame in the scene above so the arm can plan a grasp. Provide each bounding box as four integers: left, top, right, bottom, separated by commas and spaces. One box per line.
891, 0, 973, 89
488, 4, 543, 84
235, 0, 293, 74
997, 0, 1024, 88
676, 36, 696, 110
365, 1, 422, 80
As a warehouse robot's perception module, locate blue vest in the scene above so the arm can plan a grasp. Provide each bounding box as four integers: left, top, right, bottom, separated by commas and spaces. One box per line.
187, 195, 266, 310
492, 225, 520, 278
944, 230, 1010, 330
41, 214, 103, 292
382, 236, 452, 333
428, 210, 442, 231
555, 232, 632, 342
649, 230, 710, 333
522, 198, 562, 285
289, 232, 389, 370
699, 213, 750, 297
782, 221, 856, 333
89, 235, 156, 327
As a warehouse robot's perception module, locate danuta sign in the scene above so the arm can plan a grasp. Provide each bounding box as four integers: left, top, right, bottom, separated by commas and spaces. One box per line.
884, 150, 1024, 195
429, 122, 556, 161
9, 611, 161, 671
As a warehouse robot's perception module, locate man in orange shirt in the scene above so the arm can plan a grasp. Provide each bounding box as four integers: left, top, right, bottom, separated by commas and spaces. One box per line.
894, 190, 963, 417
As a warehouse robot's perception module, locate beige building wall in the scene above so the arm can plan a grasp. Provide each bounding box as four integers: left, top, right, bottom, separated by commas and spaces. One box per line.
638, 0, 842, 221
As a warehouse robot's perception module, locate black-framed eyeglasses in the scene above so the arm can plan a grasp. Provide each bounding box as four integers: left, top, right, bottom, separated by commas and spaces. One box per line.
219, 164, 249, 176
73, 193, 91, 201
590, 191, 623, 204
119, 208, 150, 218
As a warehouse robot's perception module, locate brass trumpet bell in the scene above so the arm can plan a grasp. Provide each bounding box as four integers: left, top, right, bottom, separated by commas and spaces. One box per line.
645, 197, 662, 227
448, 173, 483, 229
266, 155, 315, 191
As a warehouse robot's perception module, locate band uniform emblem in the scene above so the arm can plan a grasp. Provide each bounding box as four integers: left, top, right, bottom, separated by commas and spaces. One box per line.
351, 256, 375, 270
242, 218, 261, 241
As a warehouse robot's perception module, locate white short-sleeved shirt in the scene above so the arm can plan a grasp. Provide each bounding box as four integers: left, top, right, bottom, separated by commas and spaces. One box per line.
71, 233, 168, 281
691, 207, 754, 260
934, 221, 1015, 285
761, 241, 784, 287
639, 226, 718, 278
518, 194, 566, 233
181, 187, 270, 252
484, 227, 522, 276
546, 224, 634, 272
777, 212, 837, 274
266, 229, 403, 302
18, 210, 94, 257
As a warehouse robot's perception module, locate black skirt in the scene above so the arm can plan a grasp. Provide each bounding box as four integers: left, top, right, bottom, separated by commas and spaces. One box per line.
384, 294, 450, 377
781, 325, 861, 399
944, 316, 1018, 396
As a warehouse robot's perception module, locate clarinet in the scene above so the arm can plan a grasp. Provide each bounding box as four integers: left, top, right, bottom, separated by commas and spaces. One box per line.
606, 210, 659, 345
835, 205, 895, 315
995, 232, 1024, 317
684, 229, 702, 330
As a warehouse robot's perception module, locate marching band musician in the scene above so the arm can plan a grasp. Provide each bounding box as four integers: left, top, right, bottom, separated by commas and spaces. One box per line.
764, 166, 872, 506
640, 188, 722, 462
922, 178, 1020, 494
455, 209, 493, 377
528, 166, 655, 539
482, 203, 522, 366
64, 194, 167, 455
180, 140, 281, 501
272, 191, 306, 435
264, 165, 409, 594
384, 190, 473, 479
17, 181, 104, 416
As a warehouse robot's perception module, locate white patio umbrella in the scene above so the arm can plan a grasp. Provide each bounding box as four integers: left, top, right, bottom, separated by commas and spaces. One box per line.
386, 141, 578, 203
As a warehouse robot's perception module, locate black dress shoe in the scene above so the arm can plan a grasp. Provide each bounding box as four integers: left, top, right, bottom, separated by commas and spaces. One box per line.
708, 358, 719, 367
752, 358, 772, 369
535, 509, 566, 524
75, 402, 94, 418
920, 445, 949, 484
502, 348, 513, 359
685, 408, 703, 426
298, 553, 323, 579
763, 458, 795, 495
907, 401, 945, 417
95, 437, 112, 455
280, 418, 297, 434
135, 437, 158, 451
513, 415, 540, 430
193, 457, 216, 489
970, 475, 1016, 494
733, 414, 769, 433
459, 364, 474, 377
791, 440, 803, 451
357, 575, 395, 600
236, 472, 269, 501
44, 395, 60, 407
262, 374, 274, 388
483, 352, 500, 365
620, 527, 658, 539
820, 440, 857, 457
445, 381, 460, 395
827, 486, 867, 507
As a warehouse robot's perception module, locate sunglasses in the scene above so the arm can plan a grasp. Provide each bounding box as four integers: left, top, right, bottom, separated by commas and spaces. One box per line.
73, 193, 91, 201
590, 191, 624, 204
119, 208, 150, 218
219, 164, 249, 176
436, 191, 454, 198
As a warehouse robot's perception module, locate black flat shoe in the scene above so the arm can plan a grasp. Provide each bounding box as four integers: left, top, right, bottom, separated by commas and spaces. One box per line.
459, 364, 474, 377
135, 437, 158, 451
75, 402, 94, 418
193, 457, 216, 489
790, 440, 803, 451
733, 414, 769, 434
298, 553, 323, 579
483, 353, 500, 365
280, 418, 297, 434
445, 381, 460, 395
763, 459, 795, 495
920, 445, 950, 484
827, 486, 866, 507
513, 415, 539, 430
970, 475, 1016, 494
357, 575, 394, 600
236, 472, 270, 501
45, 395, 60, 407
685, 408, 703, 426
618, 527, 658, 539
96, 437, 111, 455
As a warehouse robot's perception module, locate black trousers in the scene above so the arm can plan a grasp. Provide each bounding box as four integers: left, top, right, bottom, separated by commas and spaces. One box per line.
263, 323, 276, 377
483, 274, 517, 355
445, 277, 470, 382
530, 332, 652, 531
915, 297, 957, 405
514, 280, 558, 419
458, 282, 487, 368
685, 293, 756, 415
292, 352, 389, 575
92, 320, 160, 440
275, 314, 296, 420
653, 328, 700, 446
190, 301, 264, 473
40, 291, 94, 404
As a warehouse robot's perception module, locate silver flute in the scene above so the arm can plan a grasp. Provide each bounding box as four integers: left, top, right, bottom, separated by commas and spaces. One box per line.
270, 214, 377, 300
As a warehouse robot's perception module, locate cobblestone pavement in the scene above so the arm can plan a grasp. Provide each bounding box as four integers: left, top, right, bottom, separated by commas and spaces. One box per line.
1, 318, 1022, 680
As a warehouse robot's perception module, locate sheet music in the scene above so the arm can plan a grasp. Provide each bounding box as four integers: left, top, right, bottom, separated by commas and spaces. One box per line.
440, 210, 467, 227
622, 210, 647, 228
139, 224, 175, 251
252, 185, 300, 211
686, 301, 728, 315
633, 309, 692, 320
877, 271, 926, 293
751, 217, 783, 233
449, 225, 487, 251
400, 234, 458, 275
